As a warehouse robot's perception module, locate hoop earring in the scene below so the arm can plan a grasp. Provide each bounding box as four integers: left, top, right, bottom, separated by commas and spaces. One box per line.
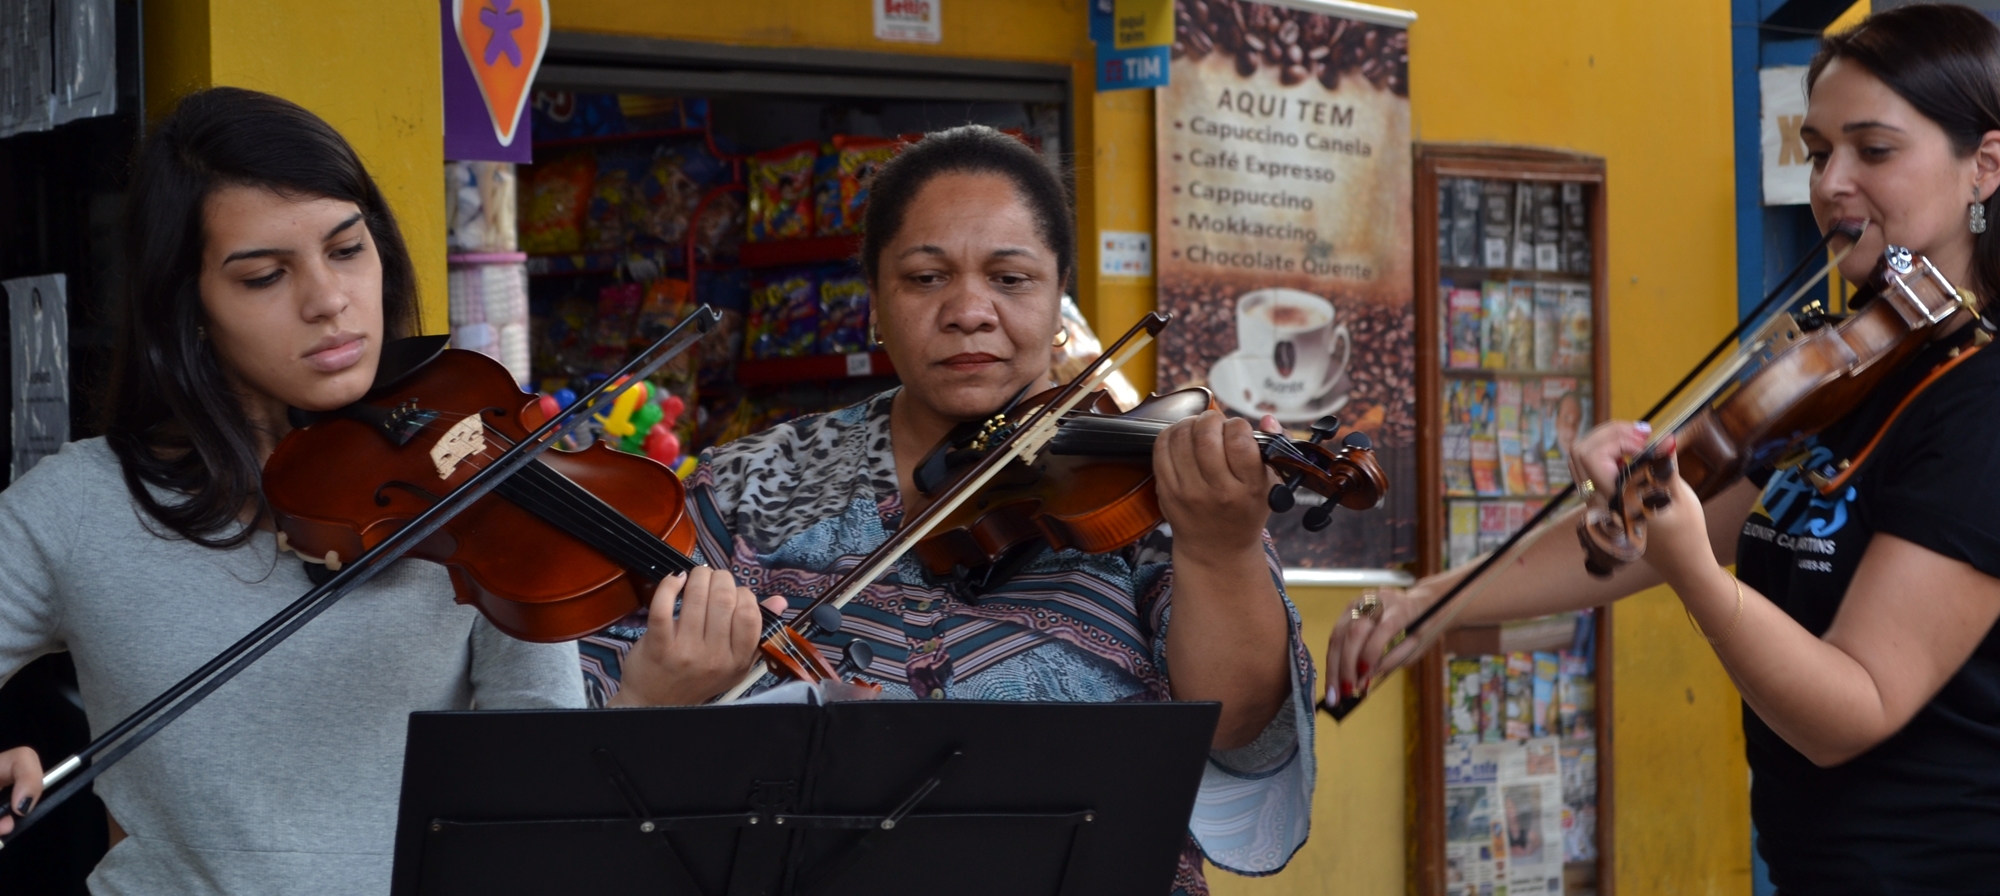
869, 321, 883, 347
1052, 328, 1070, 348
1973, 200, 1989, 235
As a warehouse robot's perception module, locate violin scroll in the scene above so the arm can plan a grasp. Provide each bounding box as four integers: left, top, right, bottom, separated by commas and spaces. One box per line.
1577, 450, 1674, 578
1263, 414, 1388, 533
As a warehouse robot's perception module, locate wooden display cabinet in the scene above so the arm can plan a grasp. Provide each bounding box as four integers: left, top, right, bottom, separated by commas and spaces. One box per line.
1411, 145, 1614, 896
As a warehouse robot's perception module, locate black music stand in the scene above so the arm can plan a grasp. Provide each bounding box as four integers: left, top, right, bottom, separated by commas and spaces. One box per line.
389, 700, 1220, 896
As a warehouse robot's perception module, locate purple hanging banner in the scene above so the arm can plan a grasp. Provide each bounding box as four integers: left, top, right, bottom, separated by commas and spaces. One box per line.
442, 0, 544, 163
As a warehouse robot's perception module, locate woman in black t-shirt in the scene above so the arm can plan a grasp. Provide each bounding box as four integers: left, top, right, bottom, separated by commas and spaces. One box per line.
1330, 5, 2000, 892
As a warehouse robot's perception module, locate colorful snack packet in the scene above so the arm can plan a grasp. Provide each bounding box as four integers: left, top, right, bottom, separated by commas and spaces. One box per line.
747, 141, 818, 242
819, 135, 900, 236
747, 269, 820, 359
818, 271, 871, 355
518, 151, 594, 254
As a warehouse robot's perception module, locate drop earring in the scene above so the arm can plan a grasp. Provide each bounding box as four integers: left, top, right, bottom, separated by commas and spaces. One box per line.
1973, 197, 1989, 235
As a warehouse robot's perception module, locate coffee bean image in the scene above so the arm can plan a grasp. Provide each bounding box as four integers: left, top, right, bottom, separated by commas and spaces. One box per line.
1172, 0, 1408, 97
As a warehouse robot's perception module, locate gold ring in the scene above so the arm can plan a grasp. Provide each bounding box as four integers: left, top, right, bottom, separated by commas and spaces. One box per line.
1580, 478, 1597, 498
1356, 592, 1383, 621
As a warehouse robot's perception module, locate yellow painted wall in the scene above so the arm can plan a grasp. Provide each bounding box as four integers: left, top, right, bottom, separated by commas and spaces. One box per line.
143, 0, 449, 334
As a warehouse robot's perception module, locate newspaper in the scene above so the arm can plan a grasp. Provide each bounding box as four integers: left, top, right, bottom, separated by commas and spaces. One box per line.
1445, 737, 1567, 896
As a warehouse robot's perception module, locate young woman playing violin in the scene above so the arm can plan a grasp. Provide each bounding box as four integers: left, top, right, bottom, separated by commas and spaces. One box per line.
1331, 6, 2000, 890
0, 88, 746, 894
586, 125, 1318, 893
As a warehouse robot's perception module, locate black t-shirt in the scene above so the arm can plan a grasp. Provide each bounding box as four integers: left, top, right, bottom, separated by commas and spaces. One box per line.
1738, 333, 2000, 894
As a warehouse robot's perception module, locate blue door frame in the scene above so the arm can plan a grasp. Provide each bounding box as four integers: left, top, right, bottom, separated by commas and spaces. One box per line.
1731, 0, 1852, 320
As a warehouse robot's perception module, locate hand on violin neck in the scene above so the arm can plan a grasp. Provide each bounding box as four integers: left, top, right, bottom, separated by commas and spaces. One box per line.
1633, 459, 1719, 585
1570, 420, 1674, 500
607, 567, 770, 707
1153, 410, 1282, 565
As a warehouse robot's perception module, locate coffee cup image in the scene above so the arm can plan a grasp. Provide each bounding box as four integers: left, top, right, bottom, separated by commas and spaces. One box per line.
1229, 288, 1351, 412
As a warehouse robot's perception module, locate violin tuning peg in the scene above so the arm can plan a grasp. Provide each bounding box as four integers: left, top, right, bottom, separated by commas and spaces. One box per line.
1340, 431, 1372, 451
1310, 416, 1341, 443
1268, 483, 1298, 513
1303, 503, 1336, 532
838, 641, 876, 679
810, 604, 845, 635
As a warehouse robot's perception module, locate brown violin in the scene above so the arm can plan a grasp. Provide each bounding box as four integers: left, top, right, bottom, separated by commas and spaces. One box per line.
264, 333, 875, 693
910, 385, 1388, 590
1579, 243, 1978, 575
1322, 221, 1990, 722
2, 308, 888, 847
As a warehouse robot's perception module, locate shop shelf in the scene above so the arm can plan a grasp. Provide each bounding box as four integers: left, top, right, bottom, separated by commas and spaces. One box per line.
447, 252, 528, 265
526, 248, 696, 277
739, 233, 863, 268
737, 350, 895, 386
1440, 367, 1594, 378
533, 127, 709, 150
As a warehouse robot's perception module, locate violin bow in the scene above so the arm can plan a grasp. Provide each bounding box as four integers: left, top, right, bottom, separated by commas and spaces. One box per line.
1324, 220, 1867, 722
714, 312, 1173, 703
0, 307, 721, 847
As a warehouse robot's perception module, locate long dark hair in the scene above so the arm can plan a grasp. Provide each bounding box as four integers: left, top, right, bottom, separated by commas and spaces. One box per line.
1811, 3, 2000, 303
860, 126, 1075, 292
106, 87, 418, 547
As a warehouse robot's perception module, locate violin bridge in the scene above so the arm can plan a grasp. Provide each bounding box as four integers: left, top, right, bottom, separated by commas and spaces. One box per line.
429, 415, 488, 480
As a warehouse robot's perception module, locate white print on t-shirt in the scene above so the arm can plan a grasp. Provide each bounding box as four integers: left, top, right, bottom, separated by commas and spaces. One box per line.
1744, 445, 1859, 575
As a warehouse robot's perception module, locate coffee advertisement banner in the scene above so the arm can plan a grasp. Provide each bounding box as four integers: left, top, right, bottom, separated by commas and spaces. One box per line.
1156, 0, 1414, 570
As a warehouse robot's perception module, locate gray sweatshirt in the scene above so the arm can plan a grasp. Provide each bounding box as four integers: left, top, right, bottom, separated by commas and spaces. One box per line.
0, 438, 585, 894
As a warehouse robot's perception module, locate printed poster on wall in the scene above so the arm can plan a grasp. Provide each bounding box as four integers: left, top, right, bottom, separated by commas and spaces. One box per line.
1156, 0, 1415, 570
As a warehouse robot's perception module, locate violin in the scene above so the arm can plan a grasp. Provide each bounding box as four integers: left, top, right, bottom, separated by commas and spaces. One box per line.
705, 311, 1387, 704
265, 344, 698, 641
1579, 243, 1977, 575
1323, 222, 1987, 721
3, 310, 760, 845
909, 385, 1387, 591
264, 338, 876, 694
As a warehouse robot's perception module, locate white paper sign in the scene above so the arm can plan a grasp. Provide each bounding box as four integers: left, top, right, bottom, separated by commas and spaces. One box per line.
1761, 65, 1811, 206
1099, 230, 1153, 277
4, 275, 69, 481
875, 0, 942, 44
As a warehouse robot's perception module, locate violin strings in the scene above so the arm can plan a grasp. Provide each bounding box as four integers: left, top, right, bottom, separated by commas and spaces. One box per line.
440, 426, 821, 676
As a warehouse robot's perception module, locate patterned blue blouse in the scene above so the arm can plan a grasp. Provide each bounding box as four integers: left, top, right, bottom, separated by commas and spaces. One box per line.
581, 390, 1317, 894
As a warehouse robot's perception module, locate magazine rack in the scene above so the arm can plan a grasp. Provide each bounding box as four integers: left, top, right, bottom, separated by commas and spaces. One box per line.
1412, 144, 1614, 896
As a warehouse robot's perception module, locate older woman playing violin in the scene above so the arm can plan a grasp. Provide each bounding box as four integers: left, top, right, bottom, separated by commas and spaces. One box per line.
1330, 6, 2000, 891
587, 125, 1317, 894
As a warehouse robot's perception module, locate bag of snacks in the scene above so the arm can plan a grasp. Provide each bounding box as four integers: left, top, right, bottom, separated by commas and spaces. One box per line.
746, 141, 817, 242
818, 270, 870, 354
745, 269, 820, 360
635, 141, 734, 246
694, 190, 745, 262
593, 282, 645, 365
518, 151, 594, 254
636, 277, 700, 396
584, 150, 651, 251
531, 91, 625, 142
818, 135, 900, 236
